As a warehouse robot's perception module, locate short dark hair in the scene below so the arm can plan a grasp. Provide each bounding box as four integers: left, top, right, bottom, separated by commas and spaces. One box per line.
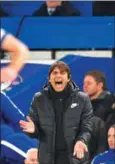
85, 70, 106, 89
48, 61, 71, 79
109, 124, 115, 130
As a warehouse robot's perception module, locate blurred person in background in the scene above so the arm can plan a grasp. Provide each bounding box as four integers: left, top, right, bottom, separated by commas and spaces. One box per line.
0, 87, 38, 164
91, 124, 115, 164
83, 70, 115, 123
0, 28, 29, 84
0, 83, 38, 164
33, 1, 80, 16
0, 28, 34, 163
83, 70, 115, 160
20, 61, 93, 164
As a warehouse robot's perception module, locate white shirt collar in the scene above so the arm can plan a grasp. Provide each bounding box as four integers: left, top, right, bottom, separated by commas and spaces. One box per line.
47, 8, 55, 15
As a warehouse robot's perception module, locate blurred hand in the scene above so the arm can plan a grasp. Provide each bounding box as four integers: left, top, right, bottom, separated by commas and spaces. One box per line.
25, 148, 38, 164
73, 141, 88, 159
1, 66, 17, 83
19, 116, 35, 133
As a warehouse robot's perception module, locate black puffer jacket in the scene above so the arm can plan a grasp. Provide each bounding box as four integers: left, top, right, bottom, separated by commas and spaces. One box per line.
91, 91, 114, 121
88, 116, 107, 160
29, 82, 93, 164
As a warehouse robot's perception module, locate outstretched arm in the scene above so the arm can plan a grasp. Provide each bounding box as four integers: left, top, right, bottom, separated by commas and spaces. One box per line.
1, 29, 29, 83
20, 93, 41, 138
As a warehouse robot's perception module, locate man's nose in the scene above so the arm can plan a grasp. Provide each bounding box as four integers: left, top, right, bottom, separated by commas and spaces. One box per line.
109, 137, 113, 142
56, 73, 61, 77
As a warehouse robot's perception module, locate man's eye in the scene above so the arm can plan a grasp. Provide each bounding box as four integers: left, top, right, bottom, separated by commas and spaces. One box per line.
87, 83, 92, 85
53, 72, 57, 75
61, 72, 65, 75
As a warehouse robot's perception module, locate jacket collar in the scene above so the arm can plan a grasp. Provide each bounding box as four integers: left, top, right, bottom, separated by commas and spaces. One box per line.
43, 81, 80, 99
97, 90, 111, 100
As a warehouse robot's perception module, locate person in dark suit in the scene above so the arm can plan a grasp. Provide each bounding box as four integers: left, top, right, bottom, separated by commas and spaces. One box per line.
33, 1, 80, 16
93, 1, 115, 16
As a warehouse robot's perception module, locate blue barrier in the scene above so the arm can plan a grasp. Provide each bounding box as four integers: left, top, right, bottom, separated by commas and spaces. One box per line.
0, 17, 23, 36
18, 17, 115, 49
1, 17, 114, 49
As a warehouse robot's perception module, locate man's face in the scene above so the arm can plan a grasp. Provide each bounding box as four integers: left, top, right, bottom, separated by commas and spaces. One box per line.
49, 67, 70, 92
108, 127, 115, 149
83, 75, 102, 99
46, 1, 62, 8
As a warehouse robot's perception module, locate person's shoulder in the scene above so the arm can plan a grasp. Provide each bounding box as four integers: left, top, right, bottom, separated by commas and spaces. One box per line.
34, 92, 42, 99
32, 2, 47, 16
77, 91, 90, 101
71, 82, 89, 100
103, 91, 115, 106
33, 89, 48, 99
91, 150, 108, 163
62, 1, 80, 16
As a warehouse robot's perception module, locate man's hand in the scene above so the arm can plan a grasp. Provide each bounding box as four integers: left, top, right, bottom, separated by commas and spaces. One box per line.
19, 116, 35, 133
73, 141, 88, 159
25, 148, 38, 164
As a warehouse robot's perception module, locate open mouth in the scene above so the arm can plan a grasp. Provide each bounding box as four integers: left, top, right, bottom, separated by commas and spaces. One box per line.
55, 81, 63, 85
53, 80, 65, 91
55, 81, 64, 89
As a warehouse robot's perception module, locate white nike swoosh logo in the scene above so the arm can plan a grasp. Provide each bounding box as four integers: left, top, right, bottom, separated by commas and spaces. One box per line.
71, 103, 79, 108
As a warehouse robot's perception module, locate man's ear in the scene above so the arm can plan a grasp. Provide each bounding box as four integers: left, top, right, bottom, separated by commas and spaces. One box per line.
98, 82, 103, 89
67, 78, 70, 82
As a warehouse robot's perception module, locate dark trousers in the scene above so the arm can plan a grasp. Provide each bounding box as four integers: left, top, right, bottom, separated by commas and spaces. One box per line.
55, 150, 70, 164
